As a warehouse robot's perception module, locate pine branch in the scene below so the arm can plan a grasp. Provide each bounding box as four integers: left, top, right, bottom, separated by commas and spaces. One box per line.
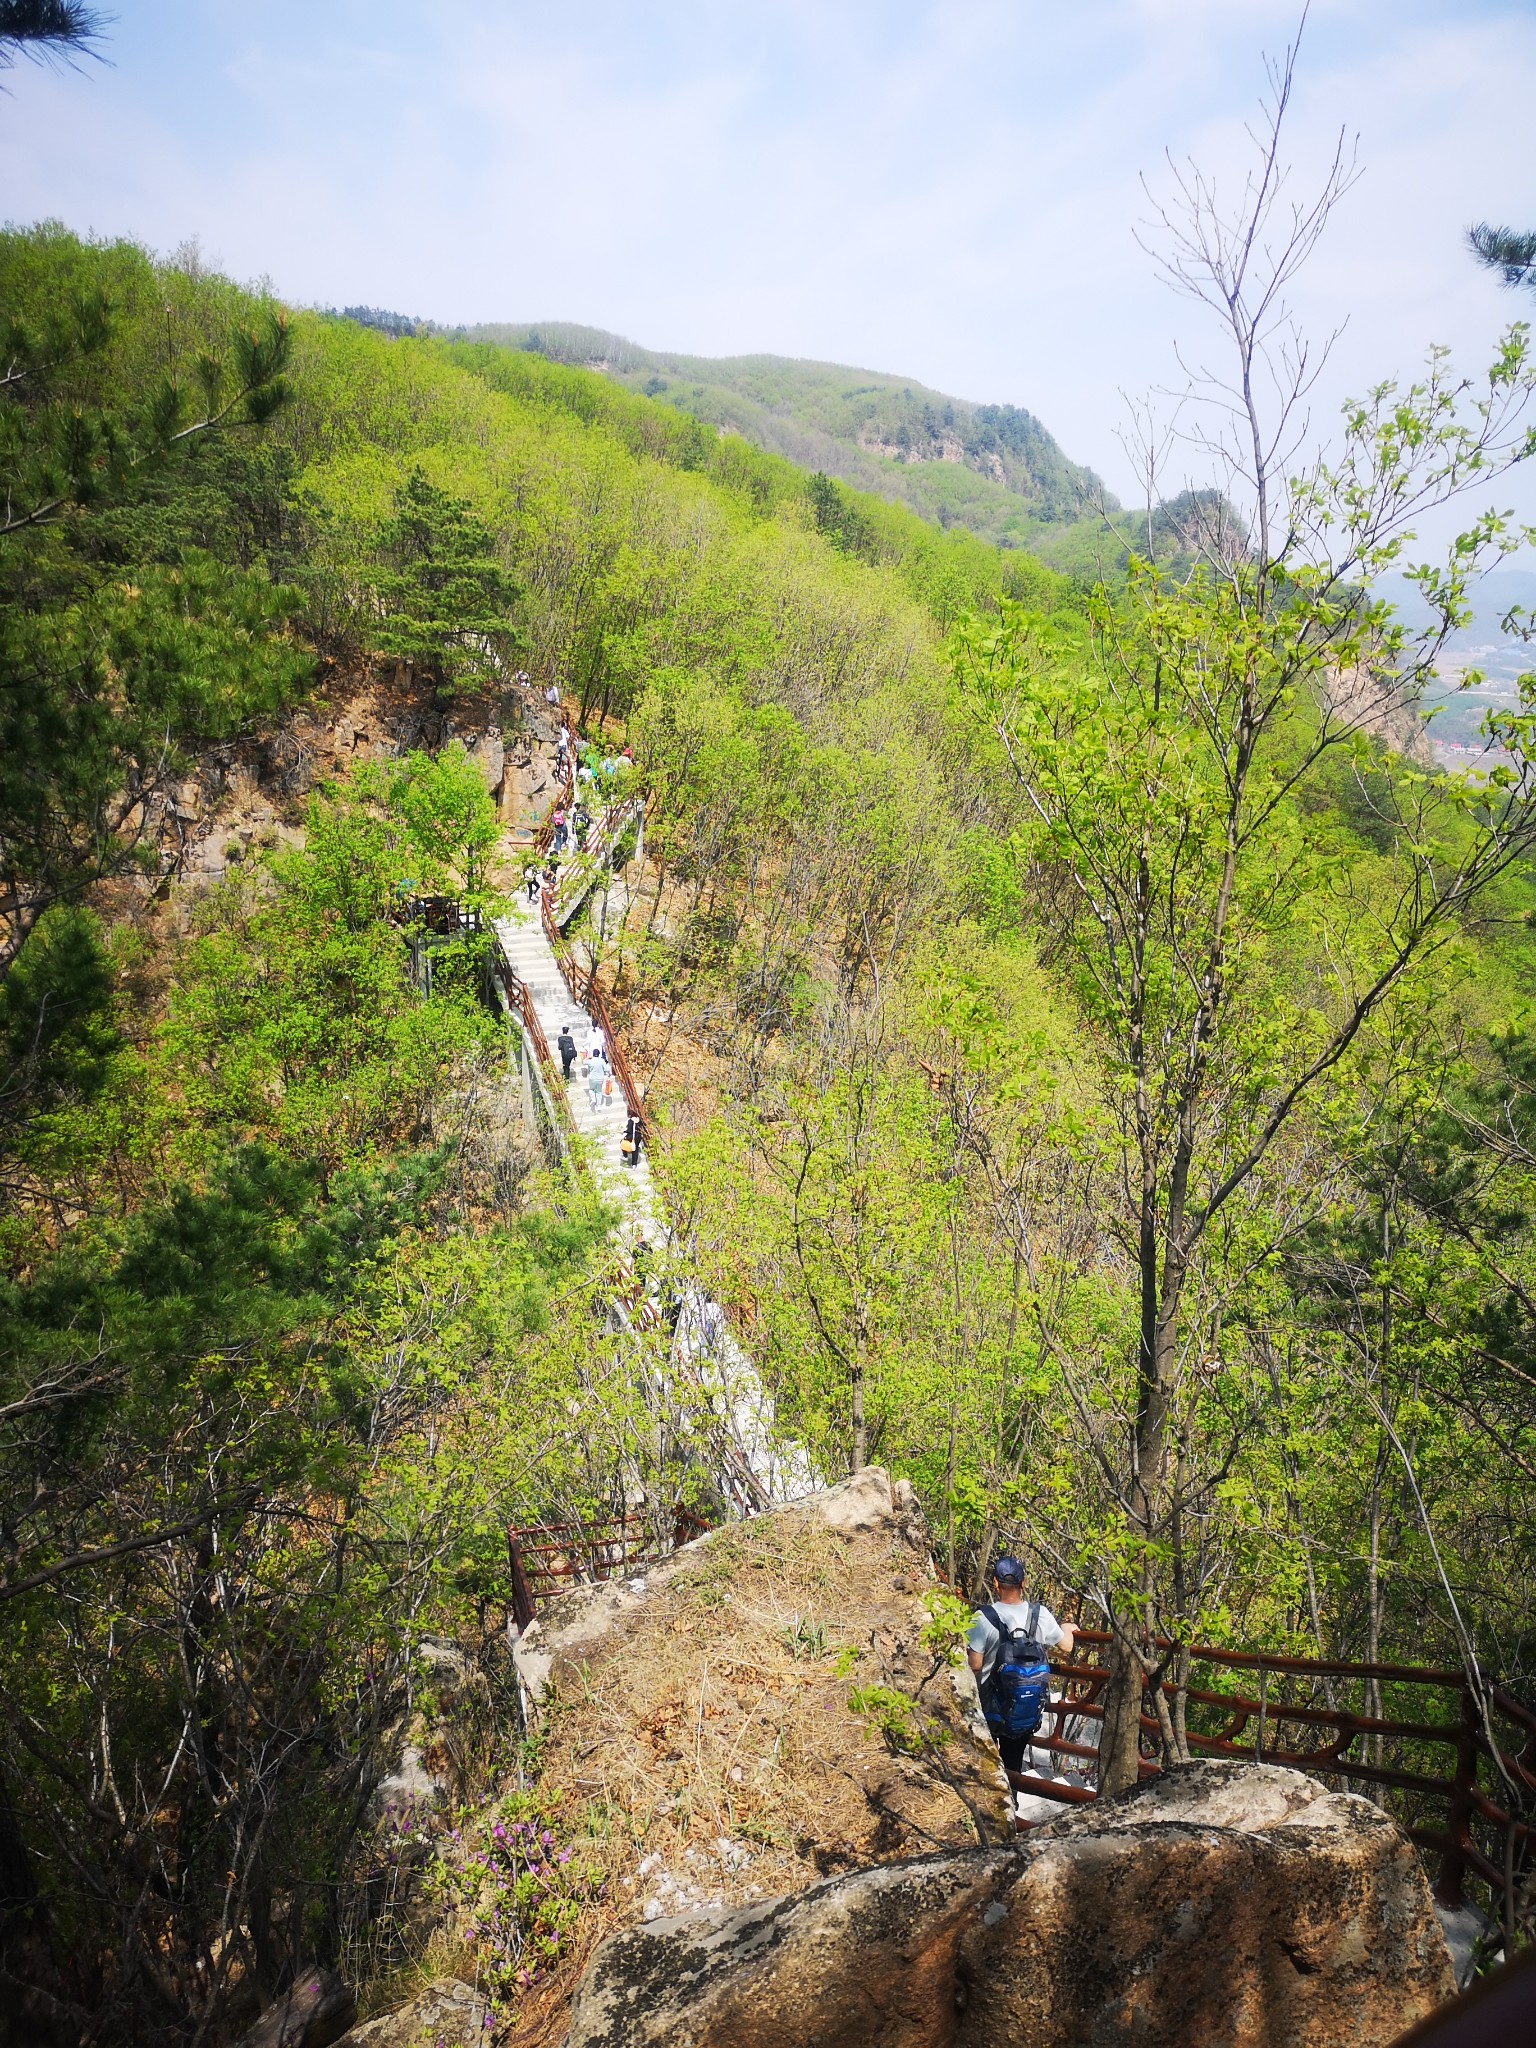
0, 1, 109, 68
1467, 222, 1536, 292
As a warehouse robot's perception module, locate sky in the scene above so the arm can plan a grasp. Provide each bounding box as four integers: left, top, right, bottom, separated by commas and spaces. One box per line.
5, 0, 1536, 526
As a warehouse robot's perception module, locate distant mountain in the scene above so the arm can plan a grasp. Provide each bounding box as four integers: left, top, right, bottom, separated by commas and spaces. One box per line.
454, 321, 1114, 549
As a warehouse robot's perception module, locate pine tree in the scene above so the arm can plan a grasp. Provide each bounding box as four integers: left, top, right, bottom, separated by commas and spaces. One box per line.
363, 467, 523, 694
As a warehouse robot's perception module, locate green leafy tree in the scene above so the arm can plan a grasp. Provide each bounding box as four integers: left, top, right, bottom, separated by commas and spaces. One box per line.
162, 791, 495, 1192
806, 470, 874, 558
955, 47, 1536, 1792
387, 742, 501, 900
0, 902, 116, 1129
0, 229, 301, 979
0, 554, 312, 972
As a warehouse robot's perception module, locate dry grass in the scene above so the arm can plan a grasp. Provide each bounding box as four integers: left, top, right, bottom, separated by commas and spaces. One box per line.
506, 1502, 1008, 2046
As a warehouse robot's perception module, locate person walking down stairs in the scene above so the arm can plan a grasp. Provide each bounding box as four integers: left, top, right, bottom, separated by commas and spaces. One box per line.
622, 1111, 643, 1166
557, 1026, 577, 1082
967, 1557, 1078, 1814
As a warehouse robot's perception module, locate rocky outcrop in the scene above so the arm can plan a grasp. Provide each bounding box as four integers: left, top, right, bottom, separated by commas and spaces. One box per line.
486, 1469, 1009, 2041
331, 1978, 487, 2048
163, 667, 548, 883
564, 1761, 1453, 2048
509, 1470, 1005, 1883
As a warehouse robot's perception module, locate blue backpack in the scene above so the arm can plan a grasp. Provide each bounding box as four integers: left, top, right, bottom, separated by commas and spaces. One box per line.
981, 1600, 1052, 1739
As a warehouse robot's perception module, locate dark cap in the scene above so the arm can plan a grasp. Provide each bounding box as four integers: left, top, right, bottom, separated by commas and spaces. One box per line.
993, 1555, 1025, 1585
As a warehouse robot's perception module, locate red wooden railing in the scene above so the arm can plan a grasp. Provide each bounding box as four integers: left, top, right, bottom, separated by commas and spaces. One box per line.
537, 795, 649, 1146
396, 895, 484, 935
506, 1505, 710, 1629
1013, 1628, 1534, 1910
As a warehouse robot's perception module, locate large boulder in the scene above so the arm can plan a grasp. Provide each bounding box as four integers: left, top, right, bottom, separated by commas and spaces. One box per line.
509, 1470, 1005, 1881
564, 1761, 1454, 2048
331, 1978, 487, 2048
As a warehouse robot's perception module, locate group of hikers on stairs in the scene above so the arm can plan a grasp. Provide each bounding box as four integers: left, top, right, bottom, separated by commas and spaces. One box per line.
554, 1018, 645, 1165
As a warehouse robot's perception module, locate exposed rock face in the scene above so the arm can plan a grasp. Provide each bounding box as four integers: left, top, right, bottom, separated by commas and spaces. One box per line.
496, 1468, 1008, 2042
234, 1966, 356, 2048
332, 1978, 487, 2048
564, 1761, 1453, 2048
164, 667, 544, 885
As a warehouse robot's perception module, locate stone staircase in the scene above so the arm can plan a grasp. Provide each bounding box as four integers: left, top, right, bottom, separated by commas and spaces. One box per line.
493, 893, 661, 1241
491, 812, 818, 1512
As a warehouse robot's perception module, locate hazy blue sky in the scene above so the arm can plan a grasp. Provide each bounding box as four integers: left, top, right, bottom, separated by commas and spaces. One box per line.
5, 1, 1534, 516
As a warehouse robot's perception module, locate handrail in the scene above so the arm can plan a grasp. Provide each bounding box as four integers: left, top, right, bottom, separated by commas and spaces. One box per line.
487, 941, 588, 1172
1066, 1626, 1466, 1689
538, 796, 649, 1143
1007, 1628, 1533, 1908
506, 1504, 712, 1629
548, 792, 643, 926
533, 761, 575, 859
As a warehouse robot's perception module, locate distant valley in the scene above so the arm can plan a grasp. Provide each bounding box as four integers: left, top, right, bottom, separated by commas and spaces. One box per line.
1378, 568, 1536, 760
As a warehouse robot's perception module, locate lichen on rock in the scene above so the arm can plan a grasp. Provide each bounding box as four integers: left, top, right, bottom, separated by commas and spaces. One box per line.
564, 1760, 1455, 2048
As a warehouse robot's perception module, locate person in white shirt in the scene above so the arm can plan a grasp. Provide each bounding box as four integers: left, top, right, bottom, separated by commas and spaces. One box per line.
966, 1555, 1078, 1779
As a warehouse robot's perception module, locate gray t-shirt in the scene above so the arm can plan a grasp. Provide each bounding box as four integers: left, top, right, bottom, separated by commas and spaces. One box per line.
966, 1598, 1062, 1687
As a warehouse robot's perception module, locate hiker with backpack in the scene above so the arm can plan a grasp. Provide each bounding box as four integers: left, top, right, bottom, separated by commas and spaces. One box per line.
966, 1556, 1078, 1792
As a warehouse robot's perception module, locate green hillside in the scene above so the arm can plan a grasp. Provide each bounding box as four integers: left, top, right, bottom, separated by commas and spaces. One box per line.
7, 224, 1536, 2042
456, 318, 1117, 551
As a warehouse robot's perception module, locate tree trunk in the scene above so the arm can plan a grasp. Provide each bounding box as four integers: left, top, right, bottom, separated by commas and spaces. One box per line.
1098, 1204, 1186, 1792
1098, 1635, 1146, 1797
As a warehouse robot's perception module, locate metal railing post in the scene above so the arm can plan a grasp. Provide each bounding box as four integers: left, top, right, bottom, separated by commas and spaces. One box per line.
507, 1533, 537, 1634
1436, 1674, 1480, 1908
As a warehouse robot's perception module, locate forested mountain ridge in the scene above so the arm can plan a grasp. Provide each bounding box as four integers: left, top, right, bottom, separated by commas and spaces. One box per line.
451, 318, 1114, 550
0, 223, 1085, 2043
5, 214, 1536, 2045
